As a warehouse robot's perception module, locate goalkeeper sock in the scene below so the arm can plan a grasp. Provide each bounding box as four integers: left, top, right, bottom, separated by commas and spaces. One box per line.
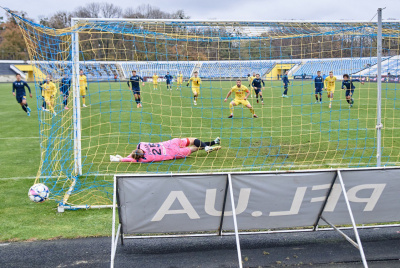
82, 98, 86, 105
193, 139, 207, 149
204, 141, 216, 146
229, 103, 233, 114
249, 108, 255, 115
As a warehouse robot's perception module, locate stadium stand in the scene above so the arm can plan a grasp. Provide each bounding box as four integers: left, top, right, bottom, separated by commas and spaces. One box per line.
2, 57, 399, 82
356, 55, 400, 76
199, 61, 276, 78
293, 57, 383, 76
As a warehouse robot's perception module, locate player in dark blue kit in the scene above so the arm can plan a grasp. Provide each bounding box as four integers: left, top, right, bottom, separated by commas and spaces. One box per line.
127, 70, 145, 108
12, 74, 32, 116
281, 70, 290, 98
60, 73, 71, 110
165, 72, 173, 90
251, 74, 265, 105
314, 71, 324, 103
342, 74, 364, 108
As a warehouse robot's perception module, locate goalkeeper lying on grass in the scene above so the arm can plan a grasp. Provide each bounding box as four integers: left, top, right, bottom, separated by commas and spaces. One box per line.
110, 137, 221, 163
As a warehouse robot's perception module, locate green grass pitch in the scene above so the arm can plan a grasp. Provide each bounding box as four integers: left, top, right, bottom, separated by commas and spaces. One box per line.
0, 78, 398, 241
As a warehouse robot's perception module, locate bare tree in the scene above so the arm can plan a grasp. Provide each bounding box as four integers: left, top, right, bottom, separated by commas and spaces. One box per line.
100, 3, 122, 18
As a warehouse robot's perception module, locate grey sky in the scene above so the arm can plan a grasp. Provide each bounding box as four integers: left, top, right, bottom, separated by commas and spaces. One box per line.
1, 0, 400, 22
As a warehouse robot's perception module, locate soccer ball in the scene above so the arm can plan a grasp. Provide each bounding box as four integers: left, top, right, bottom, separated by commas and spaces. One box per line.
28, 183, 50, 203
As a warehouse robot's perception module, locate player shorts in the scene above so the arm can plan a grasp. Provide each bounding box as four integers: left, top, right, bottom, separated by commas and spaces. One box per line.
16, 95, 26, 103
131, 88, 140, 95
61, 89, 69, 97
315, 88, 323, 94
192, 87, 200, 95
254, 88, 261, 95
80, 87, 86, 96
177, 81, 182, 85
153, 83, 158, 85
345, 90, 354, 97
170, 138, 192, 158
233, 99, 250, 106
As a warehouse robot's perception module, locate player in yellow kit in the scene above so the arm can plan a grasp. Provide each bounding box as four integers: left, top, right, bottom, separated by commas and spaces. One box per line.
152, 73, 159, 90
324, 71, 337, 109
176, 71, 183, 90
247, 72, 256, 97
224, 79, 258, 118
41, 79, 57, 116
79, 69, 88, 107
186, 71, 201, 105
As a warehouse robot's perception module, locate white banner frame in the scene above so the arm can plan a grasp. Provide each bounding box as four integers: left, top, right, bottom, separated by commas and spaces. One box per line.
111, 166, 400, 268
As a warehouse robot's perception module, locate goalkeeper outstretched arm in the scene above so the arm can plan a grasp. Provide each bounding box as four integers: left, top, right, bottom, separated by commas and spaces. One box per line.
110, 137, 221, 163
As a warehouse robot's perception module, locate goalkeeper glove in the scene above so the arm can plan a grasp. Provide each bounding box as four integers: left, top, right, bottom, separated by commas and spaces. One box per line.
110, 155, 122, 162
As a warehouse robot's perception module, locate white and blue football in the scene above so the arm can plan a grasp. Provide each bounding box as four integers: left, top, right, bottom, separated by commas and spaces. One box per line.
28, 183, 50, 203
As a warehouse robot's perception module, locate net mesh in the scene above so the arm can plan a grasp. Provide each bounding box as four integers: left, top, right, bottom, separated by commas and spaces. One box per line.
9, 10, 400, 207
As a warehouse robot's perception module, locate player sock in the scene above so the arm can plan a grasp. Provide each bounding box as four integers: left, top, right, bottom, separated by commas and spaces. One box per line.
21, 105, 27, 112
316, 95, 319, 101
193, 139, 207, 149
229, 103, 233, 114
347, 99, 350, 104
204, 141, 216, 146
260, 96, 263, 101
138, 97, 141, 103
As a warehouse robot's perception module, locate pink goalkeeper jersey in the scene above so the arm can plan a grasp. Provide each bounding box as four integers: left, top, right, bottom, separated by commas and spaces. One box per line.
121, 138, 192, 163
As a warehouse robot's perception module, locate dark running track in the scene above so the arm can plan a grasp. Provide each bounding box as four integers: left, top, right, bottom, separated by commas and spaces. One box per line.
1, 226, 400, 267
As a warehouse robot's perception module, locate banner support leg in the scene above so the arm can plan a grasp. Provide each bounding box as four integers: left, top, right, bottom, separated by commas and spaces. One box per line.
337, 170, 368, 268
313, 172, 338, 231
218, 176, 230, 236
228, 174, 243, 268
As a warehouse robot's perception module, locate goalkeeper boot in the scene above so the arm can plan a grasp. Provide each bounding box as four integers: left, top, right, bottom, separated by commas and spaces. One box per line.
228, 114, 233, 118
205, 145, 221, 153
253, 114, 258, 118
214, 137, 221, 145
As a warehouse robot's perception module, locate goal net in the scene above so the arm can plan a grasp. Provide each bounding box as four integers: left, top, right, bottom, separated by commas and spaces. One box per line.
9, 9, 400, 208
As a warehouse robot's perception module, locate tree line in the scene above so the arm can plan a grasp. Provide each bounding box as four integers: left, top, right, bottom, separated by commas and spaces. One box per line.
0, 2, 189, 60
1, 3, 397, 62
